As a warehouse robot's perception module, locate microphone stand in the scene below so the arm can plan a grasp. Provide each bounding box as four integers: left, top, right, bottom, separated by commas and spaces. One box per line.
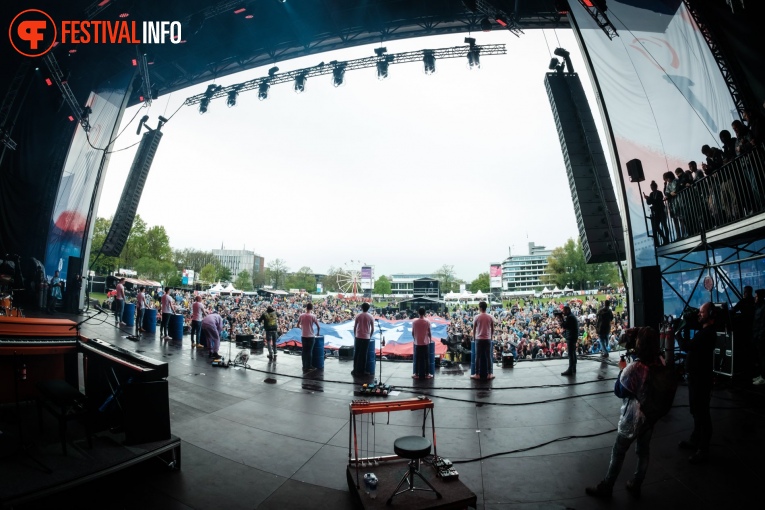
375, 319, 385, 383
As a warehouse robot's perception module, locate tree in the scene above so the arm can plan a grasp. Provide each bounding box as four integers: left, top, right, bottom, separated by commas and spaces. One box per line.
266, 258, 289, 289
323, 266, 342, 292
546, 238, 622, 289
89, 217, 119, 275
200, 263, 218, 284
235, 270, 254, 291
285, 267, 316, 292
433, 265, 457, 293
252, 270, 266, 289
374, 275, 392, 296
216, 266, 232, 283
470, 272, 490, 293
143, 225, 173, 262
120, 214, 148, 268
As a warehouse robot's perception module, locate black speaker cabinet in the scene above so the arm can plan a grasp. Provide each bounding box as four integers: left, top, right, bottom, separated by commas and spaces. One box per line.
339, 346, 355, 359
713, 332, 735, 377
123, 380, 171, 445
251, 339, 264, 350
632, 265, 663, 331
626, 159, 645, 183
237, 334, 254, 348
502, 353, 515, 368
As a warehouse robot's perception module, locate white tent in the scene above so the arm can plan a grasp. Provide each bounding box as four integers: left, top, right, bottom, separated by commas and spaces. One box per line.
541, 287, 550, 293
475, 290, 485, 298
552, 286, 563, 296
223, 283, 241, 294
208, 282, 225, 294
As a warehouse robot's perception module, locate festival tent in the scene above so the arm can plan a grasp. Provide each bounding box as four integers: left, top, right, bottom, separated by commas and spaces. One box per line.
208, 283, 225, 294
222, 283, 242, 295
276, 317, 449, 357
552, 286, 563, 296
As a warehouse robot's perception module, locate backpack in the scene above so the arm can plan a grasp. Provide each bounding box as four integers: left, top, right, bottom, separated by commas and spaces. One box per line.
638, 362, 678, 425
264, 312, 277, 329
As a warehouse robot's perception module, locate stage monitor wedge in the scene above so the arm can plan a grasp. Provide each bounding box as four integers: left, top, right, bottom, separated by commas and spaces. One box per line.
101, 129, 163, 257
545, 72, 625, 264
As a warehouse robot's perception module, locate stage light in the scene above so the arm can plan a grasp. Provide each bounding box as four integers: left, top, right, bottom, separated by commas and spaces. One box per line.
332, 63, 346, 87
422, 50, 436, 75
227, 90, 238, 107
495, 15, 508, 27
234, 8, 246, 14
553, 47, 574, 73
481, 17, 492, 31
549, 58, 560, 70
376, 60, 389, 80
268, 66, 279, 77
465, 38, 480, 70
258, 81, 270, 100
294, 73, 307, 93
199, 98, 209, 114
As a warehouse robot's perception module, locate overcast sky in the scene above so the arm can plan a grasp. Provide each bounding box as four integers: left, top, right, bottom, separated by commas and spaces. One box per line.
97, 28, 609, 281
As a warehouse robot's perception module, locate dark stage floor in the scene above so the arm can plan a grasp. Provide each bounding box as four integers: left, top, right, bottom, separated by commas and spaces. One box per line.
4, 309, 765, 509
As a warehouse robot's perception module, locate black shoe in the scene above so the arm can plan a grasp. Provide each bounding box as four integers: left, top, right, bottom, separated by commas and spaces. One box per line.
688, 450, 709, 464
267, 354, 273, 360
585, 481, 612, 498
561, 370, 575, 376
678, 440, 696, 450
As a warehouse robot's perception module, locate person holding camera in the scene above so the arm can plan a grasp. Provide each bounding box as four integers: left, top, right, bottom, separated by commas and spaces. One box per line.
559, 305, 579, 376
677, 302, 716, 464
586, 327, 662, 499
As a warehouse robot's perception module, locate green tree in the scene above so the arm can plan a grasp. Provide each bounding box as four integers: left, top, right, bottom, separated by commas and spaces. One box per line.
266, 258, 289, 289
216, 266, 232, 283
546, 238, 621, 289
433, 265, 457, 293
235, 270, 254, 291
89, 217, 119, 275
285, 267, 316, 292
143, 225, 172, 262
252, 270, 266, 289
120, 214, 148, 269
200, 263, 218, 284
470, 272, 490, 292
167, 273, 183, 288
374, 275, 392, 296
174, 249, 217, 273
323, 266, 342, 292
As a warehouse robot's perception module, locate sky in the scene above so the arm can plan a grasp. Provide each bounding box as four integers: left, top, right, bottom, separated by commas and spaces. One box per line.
97, 28, 611, 282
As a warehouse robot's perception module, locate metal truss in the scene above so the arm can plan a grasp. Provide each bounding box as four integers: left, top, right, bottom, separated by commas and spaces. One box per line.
155, 10, 565, 100
0, 61, 29, 151
574, 0, 618, 39
472, 0, 524, 37
682, 0, 747, 118
42, 53, 91, 132
184, 43, 506, 106
658, 234, 765, 311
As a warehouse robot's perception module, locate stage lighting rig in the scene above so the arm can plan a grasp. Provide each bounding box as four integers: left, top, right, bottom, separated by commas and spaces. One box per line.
331, 62, 346, 87
465, 38, 480, 69
258, 81, 270, 100
226, 90, 238, 107
468, 0, 523, 37
136, 115, 150, 135
183, 42, 506, 107
480, 17, 492, 31
294, 72, 307, 93
575, 0, 618, 39
42, 53, 91, 131
422, 50, 436, 75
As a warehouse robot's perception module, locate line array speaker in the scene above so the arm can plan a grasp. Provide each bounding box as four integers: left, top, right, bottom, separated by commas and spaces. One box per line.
101, 129, 163, 257
631, 265, 663, 331
545, 72, 625, 263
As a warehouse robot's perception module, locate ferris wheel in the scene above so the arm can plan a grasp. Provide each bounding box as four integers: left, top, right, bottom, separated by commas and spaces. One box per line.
336, 260, 365, 297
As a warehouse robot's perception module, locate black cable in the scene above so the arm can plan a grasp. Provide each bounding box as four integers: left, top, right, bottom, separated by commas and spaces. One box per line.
452, 428, 617, 464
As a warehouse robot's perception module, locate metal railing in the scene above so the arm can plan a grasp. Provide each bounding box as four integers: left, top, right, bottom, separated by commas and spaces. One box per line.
648, 144, 765, 246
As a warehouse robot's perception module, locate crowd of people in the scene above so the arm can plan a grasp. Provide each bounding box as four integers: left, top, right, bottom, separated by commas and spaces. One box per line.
646, 107, 764, 245
107, 289, 629, 365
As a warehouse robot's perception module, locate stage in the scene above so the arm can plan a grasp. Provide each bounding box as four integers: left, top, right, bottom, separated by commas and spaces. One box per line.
3, 309, 763, 509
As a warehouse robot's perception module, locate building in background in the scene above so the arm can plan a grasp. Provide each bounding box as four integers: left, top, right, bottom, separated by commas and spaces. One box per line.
212, 249, 265, 281
501, 242, 552, 295
390, 273, 437, 296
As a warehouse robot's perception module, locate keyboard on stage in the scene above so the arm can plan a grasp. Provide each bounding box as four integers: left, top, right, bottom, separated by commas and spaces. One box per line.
79, 337, 168, 380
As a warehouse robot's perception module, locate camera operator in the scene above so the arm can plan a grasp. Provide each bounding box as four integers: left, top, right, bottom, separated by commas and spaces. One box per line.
585, 327, 662, 499
677, 302, 716, 464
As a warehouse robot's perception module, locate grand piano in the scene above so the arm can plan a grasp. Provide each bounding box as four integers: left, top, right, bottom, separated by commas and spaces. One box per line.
0, 315, 170, 445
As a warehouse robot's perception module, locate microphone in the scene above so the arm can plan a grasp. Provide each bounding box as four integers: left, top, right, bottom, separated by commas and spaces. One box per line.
94, 304, 106, 314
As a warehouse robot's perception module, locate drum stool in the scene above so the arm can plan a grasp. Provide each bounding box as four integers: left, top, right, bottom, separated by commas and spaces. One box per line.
386, 435, 442, 505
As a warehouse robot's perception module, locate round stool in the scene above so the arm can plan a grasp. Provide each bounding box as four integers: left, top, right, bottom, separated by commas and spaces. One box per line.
386, 436, 442, 505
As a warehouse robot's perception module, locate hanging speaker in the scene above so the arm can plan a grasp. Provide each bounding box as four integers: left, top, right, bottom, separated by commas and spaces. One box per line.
626, 159, 645, 183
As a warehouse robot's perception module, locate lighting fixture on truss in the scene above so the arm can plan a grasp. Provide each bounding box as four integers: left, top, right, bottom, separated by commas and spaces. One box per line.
465, 38, 480, 69
184, 42, 507, 107
374, 47, 393, 80
576, 0, 618, 39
